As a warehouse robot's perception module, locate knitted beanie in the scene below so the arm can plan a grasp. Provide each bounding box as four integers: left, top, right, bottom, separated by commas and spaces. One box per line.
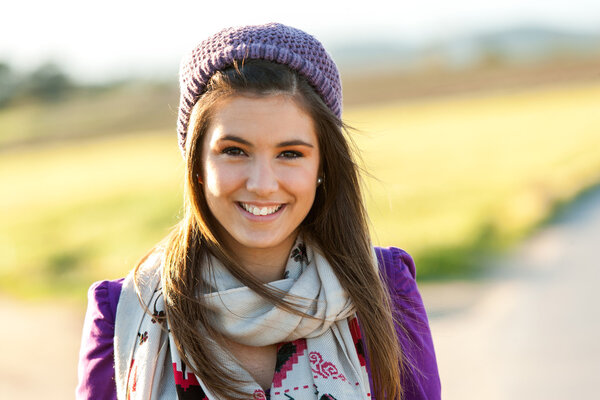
177, 22, 342, 156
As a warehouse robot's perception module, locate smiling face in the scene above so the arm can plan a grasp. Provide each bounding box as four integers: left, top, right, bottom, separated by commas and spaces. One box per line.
201, 94, 320, 263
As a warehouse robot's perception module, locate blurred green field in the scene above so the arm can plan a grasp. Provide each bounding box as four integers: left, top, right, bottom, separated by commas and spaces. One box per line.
351, 82, 600, 274
1, 81, 600, 299
0, 83, 178, 148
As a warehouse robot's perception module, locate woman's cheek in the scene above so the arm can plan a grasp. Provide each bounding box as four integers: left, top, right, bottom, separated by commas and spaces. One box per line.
205, 159, 244, 195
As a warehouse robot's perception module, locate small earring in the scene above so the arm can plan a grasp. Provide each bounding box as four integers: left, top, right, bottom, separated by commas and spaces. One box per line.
317, 177, 323, 185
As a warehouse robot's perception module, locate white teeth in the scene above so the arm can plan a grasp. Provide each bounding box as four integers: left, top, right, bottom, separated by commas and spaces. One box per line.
240, 203, 282, 216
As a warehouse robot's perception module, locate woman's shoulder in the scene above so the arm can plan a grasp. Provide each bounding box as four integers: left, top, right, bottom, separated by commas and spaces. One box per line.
80, 278, 125, 346
87, 251, 161, 320
374, 246, 419, 296
87, 278, 125, 322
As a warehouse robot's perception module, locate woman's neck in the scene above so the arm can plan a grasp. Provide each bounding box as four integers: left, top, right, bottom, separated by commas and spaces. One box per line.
223, 232, 299, 284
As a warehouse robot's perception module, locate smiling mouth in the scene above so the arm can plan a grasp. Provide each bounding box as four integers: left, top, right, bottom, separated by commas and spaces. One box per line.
239, 203, 284, 216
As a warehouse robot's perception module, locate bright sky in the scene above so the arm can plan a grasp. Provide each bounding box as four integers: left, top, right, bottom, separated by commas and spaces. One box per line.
3, 0, 599, 82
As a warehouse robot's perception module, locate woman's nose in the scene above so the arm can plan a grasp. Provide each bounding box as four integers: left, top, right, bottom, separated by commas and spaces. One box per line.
246, 157, 279, 195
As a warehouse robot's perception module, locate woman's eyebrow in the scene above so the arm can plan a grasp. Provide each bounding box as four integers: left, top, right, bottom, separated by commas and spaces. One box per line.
220, 136, 314, 148
277, 140, 314, 148
219, 135, 252, 146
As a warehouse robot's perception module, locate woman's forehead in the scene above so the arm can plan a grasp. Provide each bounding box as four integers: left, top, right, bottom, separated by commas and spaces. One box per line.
206, 95, 318, 146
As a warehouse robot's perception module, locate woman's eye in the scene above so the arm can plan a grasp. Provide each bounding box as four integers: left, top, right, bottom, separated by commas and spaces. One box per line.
279, 150, 303, 159
222, 147, 246, 156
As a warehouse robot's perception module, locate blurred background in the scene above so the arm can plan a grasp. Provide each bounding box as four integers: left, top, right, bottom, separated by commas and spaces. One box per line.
1, 0, 599, 398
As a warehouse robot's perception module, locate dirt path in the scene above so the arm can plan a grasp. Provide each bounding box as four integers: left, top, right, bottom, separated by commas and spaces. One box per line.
2, 189, 599, 399
0, 296, 84, 399
421, 187, 600, 399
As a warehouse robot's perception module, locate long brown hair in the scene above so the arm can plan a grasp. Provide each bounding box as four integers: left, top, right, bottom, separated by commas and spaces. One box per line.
138, 59, 404, 399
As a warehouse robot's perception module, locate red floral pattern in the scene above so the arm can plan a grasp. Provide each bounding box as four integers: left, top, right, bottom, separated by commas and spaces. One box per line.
253, 389, 267, 399
309, 352, 349, 383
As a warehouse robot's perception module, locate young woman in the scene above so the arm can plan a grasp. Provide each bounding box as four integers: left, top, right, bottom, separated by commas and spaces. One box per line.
77, 23, 440, 399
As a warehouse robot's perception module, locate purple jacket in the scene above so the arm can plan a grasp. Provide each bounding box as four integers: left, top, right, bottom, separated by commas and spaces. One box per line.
77, 247, 441, 399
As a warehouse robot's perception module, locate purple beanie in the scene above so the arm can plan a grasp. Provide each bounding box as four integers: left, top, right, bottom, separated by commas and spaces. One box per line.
177, 22, 342, 156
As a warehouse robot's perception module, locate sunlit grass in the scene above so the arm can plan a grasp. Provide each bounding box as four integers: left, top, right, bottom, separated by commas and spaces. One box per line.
350, 82, 600, 275
2, 81, 600, 298
0, 133, 184, 298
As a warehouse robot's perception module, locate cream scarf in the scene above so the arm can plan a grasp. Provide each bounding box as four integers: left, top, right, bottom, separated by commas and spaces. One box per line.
114, 240, 372, 399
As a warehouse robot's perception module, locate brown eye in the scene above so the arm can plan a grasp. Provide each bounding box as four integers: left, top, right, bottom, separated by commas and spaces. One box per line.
222, 147, 247, 156
279, 150, 303, 159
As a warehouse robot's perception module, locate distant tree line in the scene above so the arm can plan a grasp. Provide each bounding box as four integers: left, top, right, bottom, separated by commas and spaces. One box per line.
0, 61, 73, 107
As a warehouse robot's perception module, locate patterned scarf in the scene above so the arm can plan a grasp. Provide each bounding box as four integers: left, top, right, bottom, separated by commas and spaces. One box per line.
114, 240, 372, 399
